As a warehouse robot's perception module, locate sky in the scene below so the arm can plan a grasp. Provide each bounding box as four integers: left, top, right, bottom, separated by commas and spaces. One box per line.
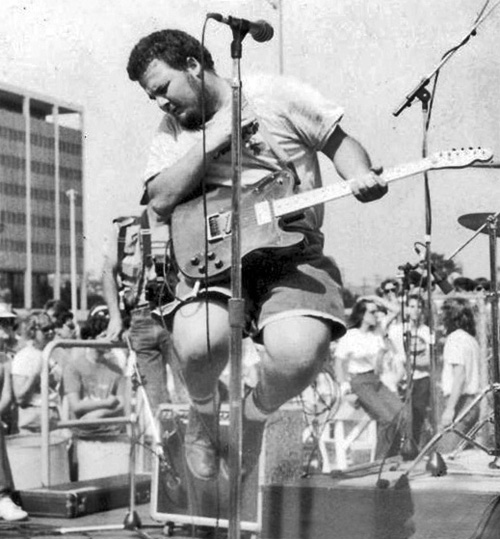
0, 0, 499, 290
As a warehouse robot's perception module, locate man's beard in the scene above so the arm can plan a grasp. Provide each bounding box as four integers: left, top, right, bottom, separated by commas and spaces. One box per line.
179, 74, 217, 130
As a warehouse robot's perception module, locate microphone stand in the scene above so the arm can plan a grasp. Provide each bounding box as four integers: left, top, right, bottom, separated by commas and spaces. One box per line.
399, 83, 445, 472
391, 4, 495, 474
227, 21, 248, 539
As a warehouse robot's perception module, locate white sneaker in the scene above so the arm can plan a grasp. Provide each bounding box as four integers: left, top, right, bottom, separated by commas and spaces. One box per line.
0, 496, 28, 521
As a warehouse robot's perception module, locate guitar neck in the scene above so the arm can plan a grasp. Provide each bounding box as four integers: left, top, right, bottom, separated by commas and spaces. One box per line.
272, 157, 435, 218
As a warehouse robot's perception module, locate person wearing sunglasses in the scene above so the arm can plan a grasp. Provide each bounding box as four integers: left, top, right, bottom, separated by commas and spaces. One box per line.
11, 312, 61, 434
334, 298, 403, 460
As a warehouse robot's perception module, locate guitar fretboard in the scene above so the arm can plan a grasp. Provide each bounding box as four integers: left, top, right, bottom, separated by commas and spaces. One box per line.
272, 156, 435, 218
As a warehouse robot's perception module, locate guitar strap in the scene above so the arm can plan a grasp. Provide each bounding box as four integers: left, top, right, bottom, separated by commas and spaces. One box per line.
245, 101, 300, 186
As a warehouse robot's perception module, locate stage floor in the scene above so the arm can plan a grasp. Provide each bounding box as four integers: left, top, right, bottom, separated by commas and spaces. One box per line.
3, 449, 500, 539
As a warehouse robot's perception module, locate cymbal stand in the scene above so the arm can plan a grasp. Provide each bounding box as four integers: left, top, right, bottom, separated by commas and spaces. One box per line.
403, 212, 500, 477
391, 4, 496, 474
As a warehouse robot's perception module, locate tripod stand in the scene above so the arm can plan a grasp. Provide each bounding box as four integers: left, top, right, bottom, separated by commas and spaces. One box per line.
403, 211, 500, 477
41, 339, 169, 537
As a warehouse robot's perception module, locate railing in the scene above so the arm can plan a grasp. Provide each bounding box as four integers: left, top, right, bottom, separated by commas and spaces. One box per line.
40, 339, 129, 486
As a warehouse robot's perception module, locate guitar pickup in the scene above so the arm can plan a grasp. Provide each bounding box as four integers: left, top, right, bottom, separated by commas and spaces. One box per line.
207, 211, 232, 241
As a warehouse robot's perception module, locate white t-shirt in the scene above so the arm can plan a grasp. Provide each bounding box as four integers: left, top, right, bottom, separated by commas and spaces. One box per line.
388, 323, 431, 380
11, 342, 60, 408
441, 329, 480, 397
334, 328, 385, 374
143, 73, 344, 231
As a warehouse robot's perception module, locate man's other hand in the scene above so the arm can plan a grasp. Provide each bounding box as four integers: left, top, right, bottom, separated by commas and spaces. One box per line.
349, 166, 387, 203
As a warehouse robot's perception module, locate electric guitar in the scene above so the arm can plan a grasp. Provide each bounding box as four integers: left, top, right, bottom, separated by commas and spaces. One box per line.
171, 147, 493, 281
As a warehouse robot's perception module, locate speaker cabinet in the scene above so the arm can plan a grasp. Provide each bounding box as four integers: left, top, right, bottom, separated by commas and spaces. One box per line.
150, 403, 304, 532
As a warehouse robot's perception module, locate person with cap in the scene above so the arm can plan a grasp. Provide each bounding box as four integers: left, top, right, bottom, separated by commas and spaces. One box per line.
11, 312, 60, 434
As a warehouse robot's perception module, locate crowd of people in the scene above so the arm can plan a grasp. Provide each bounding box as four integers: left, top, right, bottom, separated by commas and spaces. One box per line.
332, 274, 485, 462
0, 297, 130, 521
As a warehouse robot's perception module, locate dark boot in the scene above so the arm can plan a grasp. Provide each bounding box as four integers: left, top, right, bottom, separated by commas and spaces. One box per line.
185, 406, 219, 481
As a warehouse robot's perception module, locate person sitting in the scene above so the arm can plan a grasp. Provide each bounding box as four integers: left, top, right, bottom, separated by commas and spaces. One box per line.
63, 305, 126, 438
11, 312, 61, 434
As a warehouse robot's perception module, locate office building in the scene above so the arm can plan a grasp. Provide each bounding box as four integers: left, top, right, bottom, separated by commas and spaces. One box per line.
0, 82, 84, 309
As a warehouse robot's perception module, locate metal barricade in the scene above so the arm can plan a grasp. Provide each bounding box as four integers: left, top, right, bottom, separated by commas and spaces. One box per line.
40, 339, 129, 486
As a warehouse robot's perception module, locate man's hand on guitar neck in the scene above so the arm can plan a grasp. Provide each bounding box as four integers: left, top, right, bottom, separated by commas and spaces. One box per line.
323, 126, 388, 203
348, 166, 388, 203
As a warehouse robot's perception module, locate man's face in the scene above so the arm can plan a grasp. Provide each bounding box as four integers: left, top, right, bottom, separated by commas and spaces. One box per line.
407, 298, 422, 322
139, 58, 214, 130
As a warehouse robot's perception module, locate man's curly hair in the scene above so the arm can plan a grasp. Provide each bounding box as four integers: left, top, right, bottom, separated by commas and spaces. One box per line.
127, 29, 215, 81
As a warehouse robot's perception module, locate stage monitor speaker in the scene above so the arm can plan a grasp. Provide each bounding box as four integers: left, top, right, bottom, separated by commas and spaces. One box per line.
150, 403, 304, 533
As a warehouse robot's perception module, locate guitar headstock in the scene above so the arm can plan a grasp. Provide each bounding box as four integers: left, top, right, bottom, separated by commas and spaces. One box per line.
429, 147, 494, 169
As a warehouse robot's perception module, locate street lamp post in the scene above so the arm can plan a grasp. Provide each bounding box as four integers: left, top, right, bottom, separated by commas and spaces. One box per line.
66, 189, 78, 315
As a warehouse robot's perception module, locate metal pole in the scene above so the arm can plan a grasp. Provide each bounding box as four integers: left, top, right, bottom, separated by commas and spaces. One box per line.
53, 105, 61, 300
66, 189, 78, 314
23, 97, 32, 310
487, 217, 500, 454
228, 51, 244, 539
79, 110, 88, 312
41, 339, 128, 485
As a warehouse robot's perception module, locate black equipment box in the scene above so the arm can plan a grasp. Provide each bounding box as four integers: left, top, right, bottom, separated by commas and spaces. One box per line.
16, 473, 151, 518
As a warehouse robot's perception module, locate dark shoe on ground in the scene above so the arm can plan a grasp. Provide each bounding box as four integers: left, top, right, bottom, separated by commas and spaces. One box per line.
185, 406, 219, 481
0, 496, 28, 521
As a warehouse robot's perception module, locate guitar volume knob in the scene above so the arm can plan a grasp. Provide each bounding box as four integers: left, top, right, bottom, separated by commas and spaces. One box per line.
214, 259, 224, 269
190, 256, 200, 266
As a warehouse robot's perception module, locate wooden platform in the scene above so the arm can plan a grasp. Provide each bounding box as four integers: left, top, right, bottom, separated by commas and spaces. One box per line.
262, 449, 500, 539
3, 449, 500, 538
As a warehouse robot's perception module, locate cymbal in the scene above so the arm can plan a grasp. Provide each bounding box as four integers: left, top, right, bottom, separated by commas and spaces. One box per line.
458, 212, 500, 234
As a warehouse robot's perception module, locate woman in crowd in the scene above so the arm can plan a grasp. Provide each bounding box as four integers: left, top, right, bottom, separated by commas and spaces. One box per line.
334, 297, 403, 460
438, 297, 481, 453
11, 312, 61, 434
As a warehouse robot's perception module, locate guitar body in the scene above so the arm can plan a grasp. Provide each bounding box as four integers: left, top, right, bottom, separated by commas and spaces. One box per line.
172, 170, 305, 281
171, 147, 493, 281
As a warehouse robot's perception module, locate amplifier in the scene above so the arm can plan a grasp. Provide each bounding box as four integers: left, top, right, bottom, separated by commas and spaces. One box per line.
150, 403, 304, 533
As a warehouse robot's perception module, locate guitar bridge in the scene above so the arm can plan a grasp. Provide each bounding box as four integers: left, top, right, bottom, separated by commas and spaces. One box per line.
207, 211, 232, 241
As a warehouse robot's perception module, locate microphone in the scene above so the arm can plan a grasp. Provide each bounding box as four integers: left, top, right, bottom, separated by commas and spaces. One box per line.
207, 13, 274, 43
430, 266, 453, 295
414, 245, 453, 295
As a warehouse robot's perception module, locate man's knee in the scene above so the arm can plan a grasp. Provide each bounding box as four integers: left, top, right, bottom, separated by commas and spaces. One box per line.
172, 301, 230, 364
262, 317, 331, 373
